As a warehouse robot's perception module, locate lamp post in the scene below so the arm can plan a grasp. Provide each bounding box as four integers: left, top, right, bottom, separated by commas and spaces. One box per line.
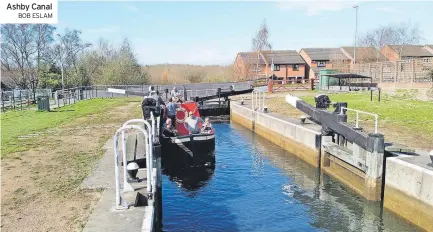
57, 34, 65, 93
353, 5, 359, 64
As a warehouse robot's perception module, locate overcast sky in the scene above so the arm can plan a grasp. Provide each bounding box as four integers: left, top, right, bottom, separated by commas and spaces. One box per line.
57, 1, 433, 65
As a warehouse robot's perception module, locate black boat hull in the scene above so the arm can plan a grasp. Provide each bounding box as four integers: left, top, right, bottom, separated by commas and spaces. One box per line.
161, 134, 215, 168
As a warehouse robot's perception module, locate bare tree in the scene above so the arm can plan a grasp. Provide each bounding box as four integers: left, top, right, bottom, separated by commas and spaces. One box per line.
359, 21, 421, 59
52, 29, 91, 89
251, 19, 271, 79
1, 24, 55, 101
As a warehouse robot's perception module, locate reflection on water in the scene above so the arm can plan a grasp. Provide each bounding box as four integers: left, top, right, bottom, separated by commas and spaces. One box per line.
163, 165, 215, 195
162, 123, 420, 232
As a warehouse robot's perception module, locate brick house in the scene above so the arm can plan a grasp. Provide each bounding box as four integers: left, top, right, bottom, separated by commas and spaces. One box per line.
299, 48, 350, 79
233, 50, 306, 82
425, 45, 433, 54
380, 45, 433, 61
340, 46, 388, 63
233, 52, 267, 80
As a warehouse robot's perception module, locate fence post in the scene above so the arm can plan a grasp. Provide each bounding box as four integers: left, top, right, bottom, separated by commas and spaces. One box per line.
57, 91, 60, 108
12, 91, 15, 110
379, 63, 383, 83
1, 92, 4, 111
20, 91, 22, 110
411, 59, 415, 89
96, 87, 98, 98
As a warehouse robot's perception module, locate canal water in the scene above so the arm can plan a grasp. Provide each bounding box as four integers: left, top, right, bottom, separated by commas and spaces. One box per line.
162, 123, 419, 232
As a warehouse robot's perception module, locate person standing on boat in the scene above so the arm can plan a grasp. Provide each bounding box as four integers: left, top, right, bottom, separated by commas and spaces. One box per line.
184, 111, 204, 134
171, 87, 182, 102
163, 118, 178, 137
148, 86, 165, 107
166, 97, 179, 123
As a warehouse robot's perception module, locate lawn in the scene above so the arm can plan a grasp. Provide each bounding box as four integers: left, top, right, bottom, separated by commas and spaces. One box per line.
1, 97, 143, 231
267, 91, 433, 149
1, 97, 141, 156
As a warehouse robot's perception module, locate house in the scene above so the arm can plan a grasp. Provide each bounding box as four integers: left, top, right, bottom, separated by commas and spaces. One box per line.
233, 52, 267, 80
233, 50, 307, 82
299, 48, 350, 79
425, 45, 433, 54
261, 50, 307, 83
380, 45, 433, 61
340, 46, 388, 64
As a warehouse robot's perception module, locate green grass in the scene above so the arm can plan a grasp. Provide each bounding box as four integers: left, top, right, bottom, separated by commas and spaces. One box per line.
300, 92, 433, 140
1, 98, 139, 156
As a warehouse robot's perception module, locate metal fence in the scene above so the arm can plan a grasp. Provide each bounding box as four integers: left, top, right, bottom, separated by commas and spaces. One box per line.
1, 81, 254, 112
1, 88, 52, 111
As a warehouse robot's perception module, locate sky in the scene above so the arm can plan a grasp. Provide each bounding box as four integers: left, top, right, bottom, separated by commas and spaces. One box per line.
56, 1, 433, 65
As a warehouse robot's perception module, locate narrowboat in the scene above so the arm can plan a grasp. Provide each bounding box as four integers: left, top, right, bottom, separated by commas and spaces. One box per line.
161, 101, 216, 168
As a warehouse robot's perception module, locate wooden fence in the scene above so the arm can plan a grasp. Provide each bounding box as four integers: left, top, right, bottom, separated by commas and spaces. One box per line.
351, 58, 433, 86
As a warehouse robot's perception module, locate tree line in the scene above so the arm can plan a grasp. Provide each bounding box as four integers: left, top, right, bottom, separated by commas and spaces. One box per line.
1, 24, 147, 95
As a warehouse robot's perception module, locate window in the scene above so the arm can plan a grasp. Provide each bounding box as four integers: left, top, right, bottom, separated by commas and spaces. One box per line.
274, 64, 280, 71
317, 61, 326, 67
292, 64, 299, 71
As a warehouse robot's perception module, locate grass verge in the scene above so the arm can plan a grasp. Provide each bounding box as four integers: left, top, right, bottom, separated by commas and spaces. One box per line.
1, 98, 142, 232
267, 91, 433, 149
1, 97, 140, 156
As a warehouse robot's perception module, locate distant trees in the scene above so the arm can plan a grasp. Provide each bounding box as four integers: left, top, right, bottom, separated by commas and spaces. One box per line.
76, 39, 148, 86
52, 29, 92, 88
359, 21, 422, 55
183, 67, 205, 83
1, 24, 56, 100
1, 24, 148, 91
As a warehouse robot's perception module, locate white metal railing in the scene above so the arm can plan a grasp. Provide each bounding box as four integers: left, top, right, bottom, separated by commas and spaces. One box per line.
251, 89, 265, 112
340, 107, 379, 133
150, 112, 156, 142
113, 118, 155, 209
185, 89, 217, 97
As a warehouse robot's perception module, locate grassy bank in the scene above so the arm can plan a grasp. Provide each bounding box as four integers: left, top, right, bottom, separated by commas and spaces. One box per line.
1, 97, 142, 231
1, 97, 140, 156
267, 91, 433, 149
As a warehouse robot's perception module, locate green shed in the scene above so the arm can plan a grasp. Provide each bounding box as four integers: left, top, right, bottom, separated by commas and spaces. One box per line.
318, 69, 340, 90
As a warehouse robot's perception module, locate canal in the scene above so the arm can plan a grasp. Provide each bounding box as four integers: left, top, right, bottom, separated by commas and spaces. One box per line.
161, 123, 419, 232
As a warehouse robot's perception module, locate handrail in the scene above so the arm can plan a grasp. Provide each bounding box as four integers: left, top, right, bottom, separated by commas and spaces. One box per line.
340, 107, 379, 133
150, 112, 156, 142
122, 119, 154, 194
113, 125, 150, 209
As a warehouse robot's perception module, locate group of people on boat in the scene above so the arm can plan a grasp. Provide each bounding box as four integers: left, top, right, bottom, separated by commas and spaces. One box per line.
145, 86, 212, 138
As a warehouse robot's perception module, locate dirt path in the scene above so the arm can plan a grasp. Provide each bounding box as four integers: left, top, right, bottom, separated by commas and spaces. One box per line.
1, 101, 141, 232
